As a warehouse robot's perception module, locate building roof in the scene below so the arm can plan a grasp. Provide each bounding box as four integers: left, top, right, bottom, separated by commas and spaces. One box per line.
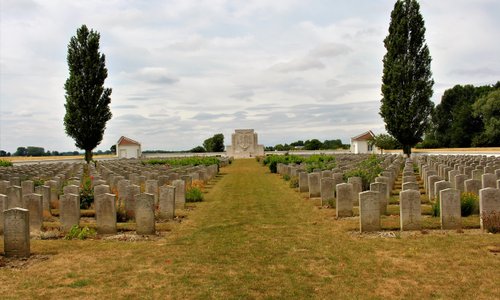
351, 130, 375, 142
117, 136, 141, 146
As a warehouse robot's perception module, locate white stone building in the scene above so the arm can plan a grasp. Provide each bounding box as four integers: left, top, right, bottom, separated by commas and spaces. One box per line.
116, 136, 142, 158
226, 129, 265, 158
350, 130, 379, 154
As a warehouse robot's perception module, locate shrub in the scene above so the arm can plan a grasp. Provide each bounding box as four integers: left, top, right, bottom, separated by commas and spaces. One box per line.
482, 211, 500, 233
0, 159, 13, 167
343, 155, 383, 190
460, 192, 479, 217
186, 187, 204, 202
283, 174, 290, 181
80, 175, 94, 209
143, 157, 220, 167
64, 225, 96, 240
431, 200, 440, 217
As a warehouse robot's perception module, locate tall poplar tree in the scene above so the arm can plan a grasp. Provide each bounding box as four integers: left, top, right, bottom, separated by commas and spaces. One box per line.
64, 25, 112, 163
380, 0, 434, 156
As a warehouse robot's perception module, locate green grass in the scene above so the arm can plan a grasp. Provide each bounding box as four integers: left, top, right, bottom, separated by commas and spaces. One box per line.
0, 159, 499, 299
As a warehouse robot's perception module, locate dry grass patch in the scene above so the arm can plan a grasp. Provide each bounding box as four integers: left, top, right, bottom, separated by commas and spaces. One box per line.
1, 159, 499, 299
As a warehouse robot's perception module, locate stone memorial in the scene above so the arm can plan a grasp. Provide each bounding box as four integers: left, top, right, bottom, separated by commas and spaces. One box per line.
440, 188, 461, 230
308, 173, 321, 198
135, 193, 155, 235
320, 177, 335, 206
126, 184, 141, 218
481, 173, 497, 189
347, 177, 362, 205
95, 193, 117, 234
464, 179, 481, 196
3, 208, 30, 258
173, 179, 186, 209
25, 193, 43, 231
402, 182, 419, 192
0, 194, 6, 234
336, 183, 353, 218
399, 189, 421, 231
225, 129, 265, 158
359, 191, 380, 232
479, 188, 500, 231
370, 182, 388, 214
60, 193, 80, 232
298, 171, 309, 193
159, 185, 176, 219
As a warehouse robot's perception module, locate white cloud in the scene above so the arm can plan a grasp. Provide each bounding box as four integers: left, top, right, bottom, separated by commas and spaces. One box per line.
0, 0, 499, 151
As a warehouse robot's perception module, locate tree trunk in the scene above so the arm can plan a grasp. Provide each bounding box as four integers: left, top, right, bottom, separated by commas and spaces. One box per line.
403, 145, 412, 157
85, 149, 93, 163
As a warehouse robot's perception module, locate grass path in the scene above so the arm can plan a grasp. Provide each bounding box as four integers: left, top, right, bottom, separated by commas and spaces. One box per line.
1, 159, 499, 299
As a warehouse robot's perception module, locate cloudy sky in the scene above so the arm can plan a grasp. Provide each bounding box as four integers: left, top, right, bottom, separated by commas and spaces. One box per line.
1, 0, 499, 152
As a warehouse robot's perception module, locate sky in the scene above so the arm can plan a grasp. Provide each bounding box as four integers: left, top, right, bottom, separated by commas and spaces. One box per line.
1, 0, 499, 153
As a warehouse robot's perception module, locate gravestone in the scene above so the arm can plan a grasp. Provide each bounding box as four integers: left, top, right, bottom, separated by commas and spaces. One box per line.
440, 188, 461, 230
464, 179, 481, 196
59, 193, 80, 232
63, 184, 79, 195
402, 182, 419, 192
481, 173, 497, 189
479, 188, 500, 231
400, 189, 421, 231
370, 182, 388, 214
225, 129, 265, 158
359, 191, 380, 232
454, 174, 467, 193
298, 171, 309, 193
0, 194, 6, 233
3, 208, 30, 258
308, 173, 321, 198
375, 176, 391, 200
135, 193, 155, 235
7, 186, 23, 209
39, 185, 51, 214
320, 177, 335, 206
21, 180, 34, 196
25, 193, 43, 231
95, 193, 117, 234
347, 177, 362, 205
159, 185, 175, 219
434, 180, 451, 200
427, 175, 441, 201
126, 185, 141, 218
146, 180, 159, 205
172, 180, 186, 209
336, 183, 353, 218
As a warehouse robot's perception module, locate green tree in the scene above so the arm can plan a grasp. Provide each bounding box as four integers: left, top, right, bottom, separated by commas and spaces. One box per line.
26, 146, 45, 156
380, 0, 434, 156
110, 145, 116, 154
190, 146, 206, 153
430, 83, 499, 147
211, 133, 225, 152
64, 25, 112, 163
472, 89, 500, 146
304, 139, 322, 150
14, 147, 27, 156
203, 137, 213, 152
370, 134, 400, 153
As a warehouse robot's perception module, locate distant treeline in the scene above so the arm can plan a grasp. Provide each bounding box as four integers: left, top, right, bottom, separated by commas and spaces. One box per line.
0, 146, 113, 157
265, 139, 350, 151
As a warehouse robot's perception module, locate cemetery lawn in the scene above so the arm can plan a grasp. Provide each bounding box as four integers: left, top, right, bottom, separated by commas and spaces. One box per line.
1, 159, 500, 299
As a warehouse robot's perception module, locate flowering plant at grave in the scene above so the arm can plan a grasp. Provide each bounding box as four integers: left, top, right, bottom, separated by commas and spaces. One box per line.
80, 175, 94, 209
